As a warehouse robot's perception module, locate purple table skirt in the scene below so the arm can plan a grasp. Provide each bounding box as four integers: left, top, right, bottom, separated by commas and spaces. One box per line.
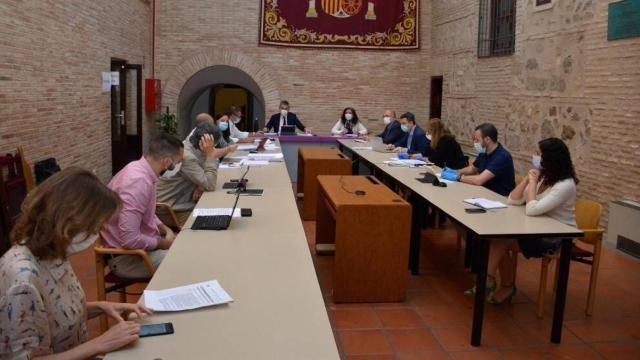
267, 134, 365, 143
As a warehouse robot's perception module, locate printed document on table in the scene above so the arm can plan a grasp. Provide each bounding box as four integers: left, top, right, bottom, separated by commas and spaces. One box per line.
353, 146, 373, 150
192, 208, 241, 217
237, 144, 257, 151
247, 153, 284, 161
144, 280, 233, 312
464, 198, 508, 209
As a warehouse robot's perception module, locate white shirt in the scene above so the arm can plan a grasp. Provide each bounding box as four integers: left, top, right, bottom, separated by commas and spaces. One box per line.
331, 119, 368, 135
229, 121, 249, 139
508, 178, 577, 227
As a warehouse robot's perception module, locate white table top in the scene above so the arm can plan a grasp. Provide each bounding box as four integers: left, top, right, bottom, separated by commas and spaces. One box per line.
338, 138, 583, 239
106, 143, 340, 359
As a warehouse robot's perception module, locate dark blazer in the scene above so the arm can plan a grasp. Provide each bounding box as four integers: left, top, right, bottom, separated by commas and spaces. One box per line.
394, 125, 430, 155
378, 121, 404, 145
428, 135, 468, 169
265, 112, 306, 133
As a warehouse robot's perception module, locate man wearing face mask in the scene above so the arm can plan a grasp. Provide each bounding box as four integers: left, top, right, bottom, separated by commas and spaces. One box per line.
228, 106, 262, 143
386, 112, 430, 156
264, 100, 308, 134
156, 123, 235, 227
377, 110, 404, 144
449, 122, 515, 196
100, 133, 184, 279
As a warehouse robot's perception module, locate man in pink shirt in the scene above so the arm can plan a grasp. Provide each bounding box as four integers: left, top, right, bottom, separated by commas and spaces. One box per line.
101, 133, 184, 278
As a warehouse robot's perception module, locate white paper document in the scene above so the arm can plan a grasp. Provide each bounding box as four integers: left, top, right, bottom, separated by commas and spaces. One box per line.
237, 144, 257, 151
383, 159, 427, 167
352, 146, 373, 150
247, 153, 284, 161
244, 160, 270, 166
464, 198, 508, 209
192, 208, 242, 217
220, 162, 244, 169
144, 280, 233, 312
434, 173, 454, 184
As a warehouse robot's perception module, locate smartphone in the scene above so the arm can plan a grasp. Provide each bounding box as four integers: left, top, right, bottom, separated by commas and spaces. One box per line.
465, 208, 487, 214
139, 323, 174, 338
241, 208, 253, 217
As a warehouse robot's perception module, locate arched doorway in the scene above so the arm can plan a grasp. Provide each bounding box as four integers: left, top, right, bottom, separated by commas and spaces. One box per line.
177, 65, 266, 137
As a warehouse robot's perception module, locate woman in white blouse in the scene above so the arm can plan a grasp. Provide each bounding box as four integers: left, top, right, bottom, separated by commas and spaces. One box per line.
331, 107, 368, 136
465, 138, 578, 304
0, 168, 152, 359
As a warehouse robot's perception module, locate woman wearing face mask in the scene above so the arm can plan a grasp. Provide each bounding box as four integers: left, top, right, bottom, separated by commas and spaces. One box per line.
464, 138, 579, 304
425, 118, 467, 169
0, 167, 152, 359
331, 107, 368, 136
215, 112, 235, 147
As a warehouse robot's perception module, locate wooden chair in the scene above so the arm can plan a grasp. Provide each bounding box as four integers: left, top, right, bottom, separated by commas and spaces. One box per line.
17, 147, 35, 193
536, 199, 604, 318
94, 237, 154, 332
156, 202, 182, 231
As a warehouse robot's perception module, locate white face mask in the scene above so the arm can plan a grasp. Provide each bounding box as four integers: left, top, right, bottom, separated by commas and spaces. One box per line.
233, 117, 241, 125
345, 113, 353, 121
280, 109, 288, 116
162, 162, 182, 178
532, 155, 542, 169
383, 116, 392, 125
426, 134, 433, 141
67, 232, 99, 255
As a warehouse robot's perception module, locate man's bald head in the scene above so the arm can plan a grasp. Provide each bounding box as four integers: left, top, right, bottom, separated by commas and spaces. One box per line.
195, 113, 214, 127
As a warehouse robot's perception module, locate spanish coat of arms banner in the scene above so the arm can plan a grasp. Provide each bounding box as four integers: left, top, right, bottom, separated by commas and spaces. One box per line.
260, 0, 419, 49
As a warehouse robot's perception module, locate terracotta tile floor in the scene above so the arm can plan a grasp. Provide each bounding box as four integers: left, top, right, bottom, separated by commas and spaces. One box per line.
68, 185, 640, 359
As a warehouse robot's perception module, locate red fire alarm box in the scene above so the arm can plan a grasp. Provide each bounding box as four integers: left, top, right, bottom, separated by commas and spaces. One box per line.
145, 78, 162, 112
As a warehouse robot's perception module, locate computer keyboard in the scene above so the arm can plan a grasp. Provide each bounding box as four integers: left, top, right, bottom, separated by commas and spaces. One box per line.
192, 215, 232, 230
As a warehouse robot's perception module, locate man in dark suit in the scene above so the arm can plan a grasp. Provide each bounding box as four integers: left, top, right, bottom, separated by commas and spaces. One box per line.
264, 100, 308, 134
378, 110, 404, 144
387, 112, 430, 156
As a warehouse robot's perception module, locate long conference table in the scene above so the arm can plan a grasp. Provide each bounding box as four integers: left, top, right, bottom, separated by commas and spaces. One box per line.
337, 137, 583, 347
107, 141, 340, 359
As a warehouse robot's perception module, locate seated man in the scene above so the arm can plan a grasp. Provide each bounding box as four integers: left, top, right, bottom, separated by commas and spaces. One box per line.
378, 110, 404, 145
386, 112, 430, 156
100, 133, 184, 279
228, 106, 262, 143
453, 122, 515, 196
264, 100, 307, 134
185, 112, 215, 141
156, 123, 237, 226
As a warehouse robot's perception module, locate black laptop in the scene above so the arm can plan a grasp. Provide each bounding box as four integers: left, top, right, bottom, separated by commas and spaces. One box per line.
191, 189, 241, 230
280, 125, 296, 135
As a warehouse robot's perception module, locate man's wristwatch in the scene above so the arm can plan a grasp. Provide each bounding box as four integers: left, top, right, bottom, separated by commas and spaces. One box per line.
457, 174, 463, 181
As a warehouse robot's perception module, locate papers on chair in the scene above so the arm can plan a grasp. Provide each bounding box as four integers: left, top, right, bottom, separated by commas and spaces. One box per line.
464, 198, 508, 209
144, 280, 233, 312
247, 153, 283, 161
192, 208, 241, 217
352, 146, 373, 151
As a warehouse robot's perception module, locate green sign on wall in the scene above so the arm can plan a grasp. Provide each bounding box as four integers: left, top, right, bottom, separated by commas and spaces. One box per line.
608, 0, 640, 40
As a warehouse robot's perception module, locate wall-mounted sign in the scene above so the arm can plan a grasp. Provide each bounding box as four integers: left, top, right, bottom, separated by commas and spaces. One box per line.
608, 0, 640, 41
101, 72, 111, 92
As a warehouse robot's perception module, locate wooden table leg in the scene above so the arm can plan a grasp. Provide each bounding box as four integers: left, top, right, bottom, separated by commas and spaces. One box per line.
551, 238, 573, 343
471, 237, 489, 347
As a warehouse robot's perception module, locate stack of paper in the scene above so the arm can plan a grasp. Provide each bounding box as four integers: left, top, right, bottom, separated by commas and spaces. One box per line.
463, 198, 508, 209
144, 280, 233, 312
237, 144, 257, 151
353, 146, 373, 150
192, 208, 241, 217
247, 153, 284, 162
383, 159, 427, 167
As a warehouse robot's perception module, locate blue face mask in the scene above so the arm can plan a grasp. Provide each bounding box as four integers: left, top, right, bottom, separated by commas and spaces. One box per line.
532, 155, 542, 169
218, 121, 229, 131
474, 142, 486, 154
401, 124, 409, 133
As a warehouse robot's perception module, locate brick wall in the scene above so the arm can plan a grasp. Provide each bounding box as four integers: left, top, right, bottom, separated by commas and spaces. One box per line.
431, 0, 640, 226
155, 0, 433, 136
0, 0, 152, 182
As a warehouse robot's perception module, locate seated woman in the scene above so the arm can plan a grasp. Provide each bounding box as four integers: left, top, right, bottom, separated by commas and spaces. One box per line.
0, 167, 152, 359
331, 107, 368, 136
426, 118, 467, 169
465, 137, 578, 304
215, 112, 236, 147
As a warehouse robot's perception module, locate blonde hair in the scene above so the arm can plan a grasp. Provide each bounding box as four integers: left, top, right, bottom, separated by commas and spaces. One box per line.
427, 118, 454, 150
10, 167, 121, 260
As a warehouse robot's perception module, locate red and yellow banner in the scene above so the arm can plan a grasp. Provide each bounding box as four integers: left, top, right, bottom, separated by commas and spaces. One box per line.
260, 0, 419, 49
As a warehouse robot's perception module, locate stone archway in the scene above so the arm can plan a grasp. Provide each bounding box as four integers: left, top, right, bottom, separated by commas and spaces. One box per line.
162, 48, 281, 134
